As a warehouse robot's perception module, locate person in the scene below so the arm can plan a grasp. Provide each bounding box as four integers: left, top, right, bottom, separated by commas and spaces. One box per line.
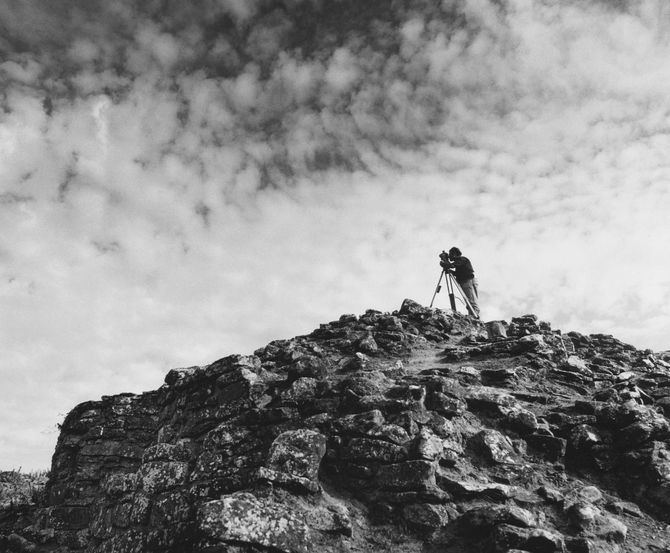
440, 247, 480, 318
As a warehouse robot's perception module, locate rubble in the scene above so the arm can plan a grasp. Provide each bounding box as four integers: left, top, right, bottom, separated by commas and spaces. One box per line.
2, 298, 669, 552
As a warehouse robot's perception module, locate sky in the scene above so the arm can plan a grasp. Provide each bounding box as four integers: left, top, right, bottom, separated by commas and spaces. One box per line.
1, 0, 670, 470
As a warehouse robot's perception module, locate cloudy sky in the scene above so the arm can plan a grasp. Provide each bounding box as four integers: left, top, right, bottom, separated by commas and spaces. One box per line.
2, 0, 670, 470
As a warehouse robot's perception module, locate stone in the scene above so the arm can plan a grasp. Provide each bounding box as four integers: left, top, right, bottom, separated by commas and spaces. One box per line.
137, 461, 189, 495
340, 437, 408, 463
281, 377, 320, 403
464, 387, 517, 412
399, 298, 427, 317
502, 404, 539, 434
591, 514, 628, 543
101, 473, 138, 498
537, 486, 564, 503
469, 429, 518, 464
565, 486, 603, 506
526, 434, 567, 462
493, 524, 565, 553
482, 367, 518, 384
258, 429, 326, 493
402, 503, 452, 530
373, 460, 436, 491
564, 356, 590, 373
142, 442, 191, 463
415, 428, 444, 461
164, 366, 199, 386
8, 298, 670, 553
5, 533, 38, 552
357, 335, 379, 354
605, 500, 642, 518
428, 392, 466, 417
616, 371, 635, 381
458, 505, 535, 534
485, 321, 508, 340
437, 471, 513, 501
303, 503, 353, 537
567, 425, 603, 465
566, 502, 598, 528
199, 492, 311, 553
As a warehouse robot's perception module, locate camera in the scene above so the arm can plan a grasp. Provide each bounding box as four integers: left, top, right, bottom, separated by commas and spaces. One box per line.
439, 250, 452, 270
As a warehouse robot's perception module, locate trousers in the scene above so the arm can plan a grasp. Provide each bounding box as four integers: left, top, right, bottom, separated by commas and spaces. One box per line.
459, 277, 480, 318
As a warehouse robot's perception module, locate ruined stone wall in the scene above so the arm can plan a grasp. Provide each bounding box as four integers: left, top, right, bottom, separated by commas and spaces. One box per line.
4, 300, 670, 553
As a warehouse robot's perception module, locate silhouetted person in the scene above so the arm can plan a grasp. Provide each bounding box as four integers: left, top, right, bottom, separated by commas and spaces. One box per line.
440, 247, 480, 318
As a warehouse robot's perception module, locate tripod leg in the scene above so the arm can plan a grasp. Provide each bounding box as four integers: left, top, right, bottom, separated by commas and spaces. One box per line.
452, 277, 478, 318
429, 270, 445, 308
445, 273, 457, 311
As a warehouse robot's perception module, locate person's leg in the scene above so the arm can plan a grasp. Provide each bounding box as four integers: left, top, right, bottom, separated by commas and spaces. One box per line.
460, 278, 480, 318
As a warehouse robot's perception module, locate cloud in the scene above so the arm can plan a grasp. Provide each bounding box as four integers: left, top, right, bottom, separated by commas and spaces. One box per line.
2, 0, 670, 470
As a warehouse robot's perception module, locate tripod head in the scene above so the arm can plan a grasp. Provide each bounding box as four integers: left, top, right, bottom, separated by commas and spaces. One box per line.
438, 250, 454, 272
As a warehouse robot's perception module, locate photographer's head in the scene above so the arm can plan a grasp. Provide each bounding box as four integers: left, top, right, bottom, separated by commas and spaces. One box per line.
448, 246, 461, 258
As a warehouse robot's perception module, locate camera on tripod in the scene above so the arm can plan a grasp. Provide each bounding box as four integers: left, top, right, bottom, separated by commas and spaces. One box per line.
439, 250, 453, 271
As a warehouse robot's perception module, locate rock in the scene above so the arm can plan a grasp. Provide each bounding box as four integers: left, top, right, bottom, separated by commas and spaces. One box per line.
616, 371, 635, 381
357, 334, 379, 354
458, 505, 535, 534
564, 356, 590, 373
373, 460, 436, 491
566, 502, 598, 528
5, 533, 38, 552
137, 461, 189, 495
415, 428, 444, 460
398, 298, 427, 316
9, 298, 670, 553
526, 434, 567, 461
428, 391, 466, 417
493, 524, 565, 553
281, 377, 319, 403
340, 437, 408, 463
258, 429, 326, 493
341, 372, 394, 396
591, 514, 628, 543
334, 410, 411, 445
565, 486, 603, 506
537, 486, 564, 503
605, 500, 643, 517
402, 503, 452, 530
502, 404, 539, 434
567, 425, 603, 465
287, 356, 329, 380
485, 321, 508, 340
468, 429, 518, 464
142, 442, 191, 463
101, 473, 138, 498
164, 366, 199, 386
198, 492, 311, 553
482, 367, 518, 385
304, 502, 352, 537
437, 471, 514, 501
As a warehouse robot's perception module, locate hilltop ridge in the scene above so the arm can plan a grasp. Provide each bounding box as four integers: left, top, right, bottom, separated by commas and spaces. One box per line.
2, 299, 670, 552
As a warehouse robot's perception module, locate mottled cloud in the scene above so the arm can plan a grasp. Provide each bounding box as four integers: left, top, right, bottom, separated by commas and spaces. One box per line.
2, 0, 670, 469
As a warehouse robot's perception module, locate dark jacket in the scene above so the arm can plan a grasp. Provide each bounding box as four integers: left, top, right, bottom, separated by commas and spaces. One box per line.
449, 256, 475, 283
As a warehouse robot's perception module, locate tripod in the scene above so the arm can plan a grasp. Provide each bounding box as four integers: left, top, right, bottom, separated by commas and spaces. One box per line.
429, 269, 478, 317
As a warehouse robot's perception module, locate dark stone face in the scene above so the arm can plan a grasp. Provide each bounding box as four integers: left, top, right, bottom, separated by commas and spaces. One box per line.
5, 299, 670, 552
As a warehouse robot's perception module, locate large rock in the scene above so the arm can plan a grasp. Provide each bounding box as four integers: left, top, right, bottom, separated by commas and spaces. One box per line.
258, 429, 327, 493
199, 492, 311, 553
468, 429, 518, 464
7, 299, 670, 553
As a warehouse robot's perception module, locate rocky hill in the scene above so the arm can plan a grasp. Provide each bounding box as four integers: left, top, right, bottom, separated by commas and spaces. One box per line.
3, 300, 670, 552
